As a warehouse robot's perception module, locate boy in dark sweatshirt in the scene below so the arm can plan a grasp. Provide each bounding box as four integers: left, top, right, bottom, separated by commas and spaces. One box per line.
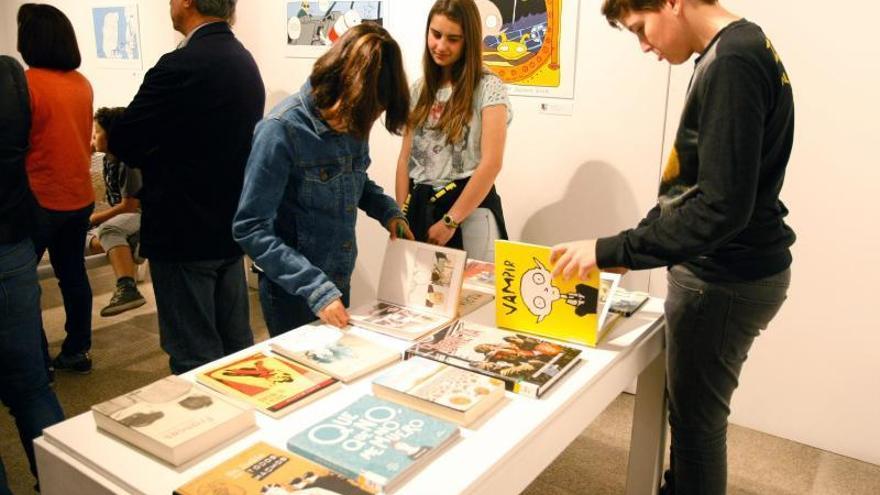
550, 1, 795, 493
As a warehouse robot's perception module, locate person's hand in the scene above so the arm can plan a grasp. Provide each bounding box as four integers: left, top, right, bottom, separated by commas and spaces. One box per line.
88, 213, 100, 227
318, 298, 349, 328
550, 239, 598, 281
427, 220, 455, 246
387, 217, 414, 240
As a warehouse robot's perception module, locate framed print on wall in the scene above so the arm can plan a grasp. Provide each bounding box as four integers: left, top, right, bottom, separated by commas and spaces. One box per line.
478, 0, 580, 99
284, 0, 387, 58
90, 2, 143, 70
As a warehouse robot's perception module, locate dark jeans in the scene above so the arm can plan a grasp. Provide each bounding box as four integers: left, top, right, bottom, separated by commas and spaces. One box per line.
662, 265, 790, 495
258, 272, 350, 337
32, 204, 94, 359
150, 257, 254, 374
0, 240, 65, 492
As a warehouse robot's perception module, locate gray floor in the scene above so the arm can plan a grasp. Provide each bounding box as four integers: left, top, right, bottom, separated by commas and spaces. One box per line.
2, 265, 878, 494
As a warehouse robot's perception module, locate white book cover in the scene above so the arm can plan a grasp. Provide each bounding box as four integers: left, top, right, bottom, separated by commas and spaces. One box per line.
92, 375, 254, 465
270, 324, 399, 382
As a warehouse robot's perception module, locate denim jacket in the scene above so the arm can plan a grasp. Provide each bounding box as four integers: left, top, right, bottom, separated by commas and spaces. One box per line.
233, 81, 402, 314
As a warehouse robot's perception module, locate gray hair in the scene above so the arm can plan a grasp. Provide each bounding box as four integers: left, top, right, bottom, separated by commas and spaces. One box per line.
194, 0, 236, 20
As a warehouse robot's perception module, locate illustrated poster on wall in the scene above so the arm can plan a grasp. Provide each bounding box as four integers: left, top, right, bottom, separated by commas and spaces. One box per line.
91, 2, 142, 70
478, 0, 579, 99
284, 1, 387, 58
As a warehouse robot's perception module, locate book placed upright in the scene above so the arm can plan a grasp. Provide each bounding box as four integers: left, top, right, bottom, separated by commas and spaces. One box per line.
406, 320, 582, 398
287, 395, 459, 494
269, 324, 400, 382
372, 356, 506, 426
495, 240, 609, 347
175, 441, 376, 495
349, 239, 467, 340
91, 375, 255, 466
196, 352, 340, 418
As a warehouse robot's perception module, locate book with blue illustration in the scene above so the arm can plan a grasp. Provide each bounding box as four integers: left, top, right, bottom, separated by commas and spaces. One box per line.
287, 395, 459, 493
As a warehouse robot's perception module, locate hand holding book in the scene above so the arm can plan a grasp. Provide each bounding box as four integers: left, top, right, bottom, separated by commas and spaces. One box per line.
550, 239, 599, 281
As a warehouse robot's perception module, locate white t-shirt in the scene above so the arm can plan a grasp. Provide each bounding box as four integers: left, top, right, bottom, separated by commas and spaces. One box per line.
408, 70, 512, 188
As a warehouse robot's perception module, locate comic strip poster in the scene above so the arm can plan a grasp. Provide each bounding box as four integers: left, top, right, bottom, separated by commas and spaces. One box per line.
285, 1, 387, 58
478, 0, 579, 98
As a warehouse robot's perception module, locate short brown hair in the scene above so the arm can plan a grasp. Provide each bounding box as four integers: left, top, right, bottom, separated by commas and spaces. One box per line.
309, 23, 409, 140
601, 0, 717, 27
17, 3, 81, 70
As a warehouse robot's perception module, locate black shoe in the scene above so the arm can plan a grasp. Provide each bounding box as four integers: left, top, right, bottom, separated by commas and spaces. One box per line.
52, 352, 92, 374
101, 283, 146, 317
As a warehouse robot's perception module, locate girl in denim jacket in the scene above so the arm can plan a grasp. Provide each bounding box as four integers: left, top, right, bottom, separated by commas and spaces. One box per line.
234, 24, 413, 335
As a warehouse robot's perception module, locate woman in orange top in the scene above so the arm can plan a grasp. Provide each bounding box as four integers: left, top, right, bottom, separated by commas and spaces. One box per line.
19, 3, 95, 374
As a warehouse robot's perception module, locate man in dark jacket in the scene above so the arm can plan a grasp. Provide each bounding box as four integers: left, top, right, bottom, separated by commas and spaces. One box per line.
110, 0, 265, 373
0, 54, 65, 494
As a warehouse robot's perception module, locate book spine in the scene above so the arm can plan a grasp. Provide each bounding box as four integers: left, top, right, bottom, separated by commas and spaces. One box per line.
407, 347, 520, 393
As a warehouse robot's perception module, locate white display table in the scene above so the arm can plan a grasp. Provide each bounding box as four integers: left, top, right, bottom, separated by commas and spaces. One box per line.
35, 298, 667, 495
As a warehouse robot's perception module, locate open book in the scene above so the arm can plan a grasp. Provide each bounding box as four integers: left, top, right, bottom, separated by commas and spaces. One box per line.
349, 239, 467, 340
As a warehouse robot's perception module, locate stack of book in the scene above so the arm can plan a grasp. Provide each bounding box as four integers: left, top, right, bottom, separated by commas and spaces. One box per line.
269, 324, 400, 382
406, 320, 582, 398
91, 375, 255, 466
196, 352, 340, 418
373, 356, 505, 426
287, 395, 460, 493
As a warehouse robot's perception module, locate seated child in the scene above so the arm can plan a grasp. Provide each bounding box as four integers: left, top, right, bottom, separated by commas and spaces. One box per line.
86, 106, 146, 316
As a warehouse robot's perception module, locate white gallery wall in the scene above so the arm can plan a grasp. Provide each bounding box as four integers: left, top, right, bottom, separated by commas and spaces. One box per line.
663, 0, 879, 466
2, 0, 877, 466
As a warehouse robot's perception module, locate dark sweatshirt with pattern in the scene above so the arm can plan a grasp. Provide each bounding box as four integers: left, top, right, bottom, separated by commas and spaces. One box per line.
596, 19, 796, 282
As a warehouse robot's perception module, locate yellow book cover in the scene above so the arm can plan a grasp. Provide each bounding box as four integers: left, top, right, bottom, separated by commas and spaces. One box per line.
196, 352, 339, 418
495, 240, 602, 346
175, 441, 376, 494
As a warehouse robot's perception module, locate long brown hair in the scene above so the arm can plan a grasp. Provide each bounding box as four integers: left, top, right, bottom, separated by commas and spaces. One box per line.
410, 0, 484, 144
310, 23, 409, 140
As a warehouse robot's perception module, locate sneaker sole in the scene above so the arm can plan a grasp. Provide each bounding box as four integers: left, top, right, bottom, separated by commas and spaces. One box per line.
100, 298, 147, 317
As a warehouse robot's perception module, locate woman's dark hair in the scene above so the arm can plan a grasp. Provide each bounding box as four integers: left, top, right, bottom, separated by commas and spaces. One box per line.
310, 23, 409, 140
17, 3, 82, 71
94, 107, 127, 142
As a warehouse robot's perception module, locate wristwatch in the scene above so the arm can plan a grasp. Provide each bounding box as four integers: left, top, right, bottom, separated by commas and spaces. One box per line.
442, 213, 460, 229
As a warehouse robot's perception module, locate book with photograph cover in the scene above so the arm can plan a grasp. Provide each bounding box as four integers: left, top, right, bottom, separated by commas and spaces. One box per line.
609, 287, 650, 317
287, 395, 459, 493
175, 441, 376, 494
373, 356, 505, 426
495, 240, 611, 346
270, 324, 400, 382
91, 375, 255, 466
405, 320, 582, 398
349, 239, 467, 340
196, 352, 340, 418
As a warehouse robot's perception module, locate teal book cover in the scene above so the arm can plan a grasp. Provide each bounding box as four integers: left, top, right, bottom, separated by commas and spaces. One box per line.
287, 395, 459, 492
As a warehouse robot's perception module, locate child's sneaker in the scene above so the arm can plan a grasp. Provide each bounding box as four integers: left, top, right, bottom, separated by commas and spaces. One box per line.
101, 281, 146, 317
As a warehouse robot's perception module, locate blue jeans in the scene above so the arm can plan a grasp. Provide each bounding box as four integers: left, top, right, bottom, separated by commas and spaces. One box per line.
0, 240, 65, 491
258, 272, 350, 337
662, 265, 790, 495
32, 204, 94, 358
149, 257, 254, 374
